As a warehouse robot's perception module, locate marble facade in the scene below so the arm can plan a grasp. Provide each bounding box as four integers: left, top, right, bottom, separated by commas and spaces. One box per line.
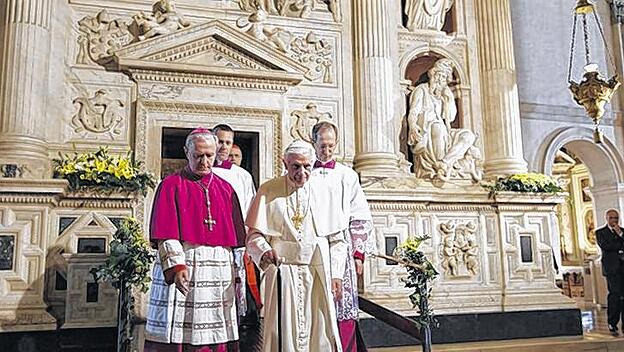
3, 0, 623, 333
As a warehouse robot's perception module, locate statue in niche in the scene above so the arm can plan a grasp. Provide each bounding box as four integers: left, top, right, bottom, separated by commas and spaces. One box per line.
237, 9, 292, 53
76, 10, 132, 64
439, 220, 479, 277
290, 102, 333, 143
71, 89, 124, 138
132, 0, 190, 41
405, 0, 454, 32
406, 58, 483, 183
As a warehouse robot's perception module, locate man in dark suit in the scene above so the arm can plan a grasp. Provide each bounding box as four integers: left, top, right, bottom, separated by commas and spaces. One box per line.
597, 209, 624, 336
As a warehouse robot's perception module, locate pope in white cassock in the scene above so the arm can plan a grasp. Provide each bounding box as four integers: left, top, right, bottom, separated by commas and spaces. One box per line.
311, 121, 375, 352
246, 140, 348, 352
210, 124, 260, 317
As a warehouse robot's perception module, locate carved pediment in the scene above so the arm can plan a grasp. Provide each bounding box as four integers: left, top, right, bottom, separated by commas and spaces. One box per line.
112, 20, 307, 91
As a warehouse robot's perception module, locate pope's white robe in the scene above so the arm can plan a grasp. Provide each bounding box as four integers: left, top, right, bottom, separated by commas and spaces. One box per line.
213, 163, 257, 315
245, 175, 348, 352
312, 162, 375, 322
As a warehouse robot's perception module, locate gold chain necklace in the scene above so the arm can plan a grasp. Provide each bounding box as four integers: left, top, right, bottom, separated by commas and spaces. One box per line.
286, 180, 309, 232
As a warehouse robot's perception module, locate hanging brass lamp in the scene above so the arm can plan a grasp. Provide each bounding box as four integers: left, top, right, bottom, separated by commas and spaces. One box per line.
567, 0, 620, 143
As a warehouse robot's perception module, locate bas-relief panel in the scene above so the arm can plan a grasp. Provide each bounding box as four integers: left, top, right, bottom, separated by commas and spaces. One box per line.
365, 202, 568, 313
64, 84, 133, 147
63, 2, 349, 160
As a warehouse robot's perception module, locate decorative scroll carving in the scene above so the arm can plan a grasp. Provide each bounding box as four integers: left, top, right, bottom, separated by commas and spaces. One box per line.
290, 32, 333, 83
406, 58, 483, 184
289, 103, 333, 143
438, 220, 479, 277
71, 90, 125, 138
404, 0, 454, 31
76, 10, 132, 64
132, 0, 191, 41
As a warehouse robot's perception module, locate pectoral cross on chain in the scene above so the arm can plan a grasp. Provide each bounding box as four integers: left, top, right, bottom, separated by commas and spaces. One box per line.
291, 210, 305, 231
201, 188, 216, 231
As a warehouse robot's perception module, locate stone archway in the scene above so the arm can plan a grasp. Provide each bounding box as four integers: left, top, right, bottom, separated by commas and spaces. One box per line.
538, 126, 624, 227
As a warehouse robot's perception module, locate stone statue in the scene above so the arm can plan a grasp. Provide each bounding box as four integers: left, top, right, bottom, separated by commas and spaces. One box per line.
132, 0, 190, 41
406, 58, 482, 183
238, 0, 279, 14
236, 9, 292, 53
278, 0, 315, 18
405, 0, 454, 32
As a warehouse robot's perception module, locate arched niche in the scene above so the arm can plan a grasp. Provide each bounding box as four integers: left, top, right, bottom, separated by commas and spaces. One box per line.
399, 52, 467, 166
538, 126, 624, 225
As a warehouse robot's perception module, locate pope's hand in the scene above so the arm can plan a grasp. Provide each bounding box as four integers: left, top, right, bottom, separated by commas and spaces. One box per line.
174, 268, 190, 295
260, 249, 280, 269
331, 278, 343, 301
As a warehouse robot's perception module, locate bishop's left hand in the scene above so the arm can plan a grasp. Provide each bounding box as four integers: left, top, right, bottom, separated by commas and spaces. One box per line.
331, 278, 343, 301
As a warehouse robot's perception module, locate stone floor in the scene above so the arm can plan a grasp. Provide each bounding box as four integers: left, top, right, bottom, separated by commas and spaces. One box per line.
5, 301, 623, 351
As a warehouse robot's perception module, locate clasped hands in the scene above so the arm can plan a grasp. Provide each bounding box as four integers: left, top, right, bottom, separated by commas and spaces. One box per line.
260, 249, 343, 300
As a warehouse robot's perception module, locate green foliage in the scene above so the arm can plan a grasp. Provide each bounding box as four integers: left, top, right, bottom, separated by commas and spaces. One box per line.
483, 172, 564, 196
53, 147, 156, 196
91, 217, 154, 293
394, 235, 439, 329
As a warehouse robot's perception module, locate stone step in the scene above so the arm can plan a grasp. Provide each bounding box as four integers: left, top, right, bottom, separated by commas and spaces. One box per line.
369, 334, 624, 352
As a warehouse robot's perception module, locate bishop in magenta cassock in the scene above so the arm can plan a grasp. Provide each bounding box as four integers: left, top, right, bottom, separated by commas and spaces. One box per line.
144, 128, 246, 352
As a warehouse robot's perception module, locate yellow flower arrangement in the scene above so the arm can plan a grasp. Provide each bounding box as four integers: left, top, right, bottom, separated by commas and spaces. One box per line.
53, 147, 156, 195
483, 172, 563, 195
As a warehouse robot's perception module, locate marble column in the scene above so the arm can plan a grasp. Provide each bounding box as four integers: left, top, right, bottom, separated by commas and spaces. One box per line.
474, 0, 528, 177
0, 0, 53, 178
351, 0, 401, 177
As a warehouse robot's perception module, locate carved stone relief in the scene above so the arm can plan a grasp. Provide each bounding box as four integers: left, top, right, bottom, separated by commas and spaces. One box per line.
236, 9, 292, 53
76, 10, 133, 65
131, 0, 191, 41
238, 0, 341, 22
71, 89, 125, 138
404, 0, 454, 32
290, 32, 333, 83
406, 58, 483, 184
237, 10, 335, 83
438, 220, 479, 277
139, 84, 185, 100
289, 102, 333, 143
